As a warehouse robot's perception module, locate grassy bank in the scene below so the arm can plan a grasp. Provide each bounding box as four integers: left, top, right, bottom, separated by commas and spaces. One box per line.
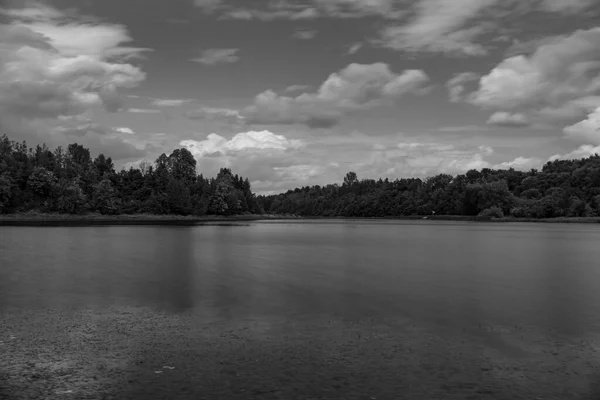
0, 212, 302, 226
297, 215, 600, 224
491, 216, 600, 224
2, 212, 600, 226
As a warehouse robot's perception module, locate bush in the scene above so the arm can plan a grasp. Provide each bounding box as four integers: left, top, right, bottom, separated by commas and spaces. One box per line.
478, 206, 504, 218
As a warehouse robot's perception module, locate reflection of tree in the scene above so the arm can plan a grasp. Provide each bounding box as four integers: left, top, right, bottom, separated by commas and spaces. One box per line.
538, 231, 584, 337
212, 226, 237, 320
149, 228, 195, 313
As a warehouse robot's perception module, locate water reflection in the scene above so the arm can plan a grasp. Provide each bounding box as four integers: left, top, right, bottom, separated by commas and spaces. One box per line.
149, 228, 195, 313
1, 222, 600, 339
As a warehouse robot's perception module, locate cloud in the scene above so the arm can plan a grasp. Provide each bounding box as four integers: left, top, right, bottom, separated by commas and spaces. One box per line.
181, 130, 302, 157
193, 0, 223, 12
347, 43, 362, 55
150, 98, 193, 107
378, 0, 498, 56
273, 164, 326, 181
292, 30, 317, 40
468, 27, 600, 110
192, 48, 240, 65
492, 156, 541, 170
538, 0, 596, 14
183, 107, 245, 124
486, 112, 530, 127
179, 130, 307, 193
377, 0, 597, 57
0, 3, 67, 21
115, 127, 135, 135
284, 85, 311, 93
0, 3, 147, 121
222, 8, 319, 21
361, 141, 495, 178
175, 129, 550, 194
127, 108, 162, 114
446, 72, 479, 103
563, 107, 600, 144
242, 63, 429, 128
193, 0, 402, 20
548, 144, 600, 162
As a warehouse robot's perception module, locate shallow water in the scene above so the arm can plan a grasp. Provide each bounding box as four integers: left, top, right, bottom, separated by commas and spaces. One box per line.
2, 220, 599, 340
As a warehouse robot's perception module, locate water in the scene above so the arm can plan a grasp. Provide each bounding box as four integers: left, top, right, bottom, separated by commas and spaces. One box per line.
2, 220, 600, 338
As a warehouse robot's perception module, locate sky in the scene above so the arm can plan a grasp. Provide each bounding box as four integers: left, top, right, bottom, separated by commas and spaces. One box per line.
1, 0, 599, 194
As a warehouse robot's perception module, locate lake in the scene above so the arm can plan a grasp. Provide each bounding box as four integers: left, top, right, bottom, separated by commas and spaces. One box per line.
2, 220, 600, 399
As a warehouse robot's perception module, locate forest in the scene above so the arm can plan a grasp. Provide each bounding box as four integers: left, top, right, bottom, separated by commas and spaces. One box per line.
1, 134, 600, 219
0, 134, 261, 216
257, 156, 600, 219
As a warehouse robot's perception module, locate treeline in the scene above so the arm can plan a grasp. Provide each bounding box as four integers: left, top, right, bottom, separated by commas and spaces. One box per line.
0, 135, 262, 215
3, 133, 600, 219
257, 157, 600, 219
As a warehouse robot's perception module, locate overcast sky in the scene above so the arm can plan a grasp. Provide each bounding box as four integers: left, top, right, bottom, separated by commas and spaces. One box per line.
1, 0, 599, 194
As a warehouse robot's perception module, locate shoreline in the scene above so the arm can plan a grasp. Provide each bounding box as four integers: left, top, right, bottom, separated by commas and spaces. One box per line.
1, 213, 600, 226
0, 213, 302, 227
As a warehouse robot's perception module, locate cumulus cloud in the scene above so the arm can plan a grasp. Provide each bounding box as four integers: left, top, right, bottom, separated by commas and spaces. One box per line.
486, 112, 530, 127
181, 130, 302, 157
563, 107, 600, 144
192, 48, 240, 65
178, 130, 307, 193
242, 63, 429, 128
468, 28, 600, 110
0, 4, 147, 120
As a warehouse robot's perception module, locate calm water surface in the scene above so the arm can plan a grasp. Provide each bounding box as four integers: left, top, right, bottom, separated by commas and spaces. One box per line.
2, 220, 600, 338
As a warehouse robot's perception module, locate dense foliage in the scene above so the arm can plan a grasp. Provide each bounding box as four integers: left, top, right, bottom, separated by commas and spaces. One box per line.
257, 156, 600, 219
0, 135, 261, 216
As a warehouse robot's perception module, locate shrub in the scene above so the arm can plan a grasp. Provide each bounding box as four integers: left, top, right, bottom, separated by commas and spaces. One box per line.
478, 206, 504, 218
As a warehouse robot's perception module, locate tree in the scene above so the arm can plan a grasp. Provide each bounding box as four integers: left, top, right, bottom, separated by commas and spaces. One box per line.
0, 173, 12, 213
168, 148, 196, 182
92, 179, 121, 215
343, 171, 358, 187
93, 154, 115, 178
52, 179, 86, 214
28, 167, 55, 199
